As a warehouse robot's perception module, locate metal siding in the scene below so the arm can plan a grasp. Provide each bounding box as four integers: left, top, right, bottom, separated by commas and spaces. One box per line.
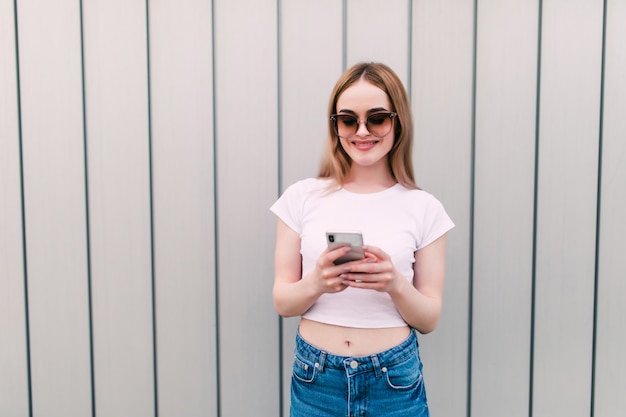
3, 1, 626, 416
213, 0, 279, 415
280, 0, 343, 189
533, 1, 604, 416
471, 0, 538, 415
149, 0, 217, 416
17, 0, 92, 415
82, 0, 155, 415
0, 0, 29, 415
346, 0, 410, 84
594, 0, 626, 415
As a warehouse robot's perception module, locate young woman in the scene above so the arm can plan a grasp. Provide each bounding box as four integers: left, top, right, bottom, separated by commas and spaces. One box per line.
271, 62, 454, 416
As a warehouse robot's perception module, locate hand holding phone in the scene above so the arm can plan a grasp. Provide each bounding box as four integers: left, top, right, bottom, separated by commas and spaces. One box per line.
326, 231, 364, 265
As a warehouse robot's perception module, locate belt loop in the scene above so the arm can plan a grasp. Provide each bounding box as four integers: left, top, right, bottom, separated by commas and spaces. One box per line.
317, 351, 327, 373
371, 354, 382, 377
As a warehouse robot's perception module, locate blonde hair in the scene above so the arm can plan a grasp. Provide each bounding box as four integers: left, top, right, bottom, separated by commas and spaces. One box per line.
318, 62, 418, 189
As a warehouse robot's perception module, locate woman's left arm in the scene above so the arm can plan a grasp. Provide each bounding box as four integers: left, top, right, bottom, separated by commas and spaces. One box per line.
343, 234, 448, 334
398, 234, 447, 333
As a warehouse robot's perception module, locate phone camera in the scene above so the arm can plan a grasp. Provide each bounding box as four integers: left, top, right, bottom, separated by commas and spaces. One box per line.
329, 235, 335, 242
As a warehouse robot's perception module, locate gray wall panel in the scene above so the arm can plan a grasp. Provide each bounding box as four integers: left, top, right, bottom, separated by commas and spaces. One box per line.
533, 1, 603, 416
3, 1, 625, 416
82, 1, 155, 415
0, 0, 29, 415
594, 0, 626, 415
411, 1, 474, 416
17, 1, 92, 415
214, 0, 279, 415
472, 0, 538, 415
149, 0, 217, 416
280, 0, 342, 189
347, 0, 409, 83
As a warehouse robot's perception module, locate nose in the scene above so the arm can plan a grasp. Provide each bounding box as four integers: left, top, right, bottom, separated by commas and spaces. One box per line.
355, 120, 370, 137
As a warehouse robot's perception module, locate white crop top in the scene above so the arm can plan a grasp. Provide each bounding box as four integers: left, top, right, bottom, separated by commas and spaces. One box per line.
270, 177, 455, 328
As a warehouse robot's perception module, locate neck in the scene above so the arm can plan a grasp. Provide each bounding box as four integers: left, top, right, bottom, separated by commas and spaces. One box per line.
343, 165, 396, 193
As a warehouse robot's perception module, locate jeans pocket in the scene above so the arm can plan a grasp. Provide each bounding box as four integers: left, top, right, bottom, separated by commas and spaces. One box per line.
383, 352, 423, 391
292, 355, 319, 383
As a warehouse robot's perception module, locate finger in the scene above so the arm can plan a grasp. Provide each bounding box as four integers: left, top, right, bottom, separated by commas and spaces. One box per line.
328, 279, 348, 293
362, 245, 388, 261
324, 245, 354, 265
340, 272, 371, 283
342, 259, 380, 275
343, 277, 379, 290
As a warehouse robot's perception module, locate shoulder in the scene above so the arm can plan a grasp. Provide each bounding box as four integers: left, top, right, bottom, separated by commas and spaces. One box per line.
393, 186, 452, 222
282, 177, 335, 197
393, 184, 441, 204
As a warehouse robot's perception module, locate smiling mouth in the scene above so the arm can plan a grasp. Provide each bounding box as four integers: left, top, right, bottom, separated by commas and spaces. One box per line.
351, 140, 379, 146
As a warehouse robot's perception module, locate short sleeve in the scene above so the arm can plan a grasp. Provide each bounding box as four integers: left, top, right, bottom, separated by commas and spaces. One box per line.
417, 195, 455, 250
270, 181, 304, 234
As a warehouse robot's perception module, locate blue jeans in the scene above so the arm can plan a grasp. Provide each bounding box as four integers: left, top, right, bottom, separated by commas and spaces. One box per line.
291, 329, 430, 417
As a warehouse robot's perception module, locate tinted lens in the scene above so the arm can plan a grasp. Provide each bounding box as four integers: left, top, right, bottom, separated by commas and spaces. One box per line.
366, 113, 393, 137
332, 113, 394, 138
334, 115, 358, 138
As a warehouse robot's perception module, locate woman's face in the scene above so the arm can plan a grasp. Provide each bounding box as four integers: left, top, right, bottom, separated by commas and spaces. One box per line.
335, 80, 395, 172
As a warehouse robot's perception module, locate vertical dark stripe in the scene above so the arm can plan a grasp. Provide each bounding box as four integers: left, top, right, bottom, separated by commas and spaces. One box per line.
590, 1, 608, 416
276, 1, 284, 416
13, 1, 32, 415
342, 0, 347, 71
144, 1, 159, 416
210, 0, 221, 415
77, 1, 96, 416
466, 1, 478, 416
529, 1, 544, 416
276, 3, 283, 194
406, 0, 412, 101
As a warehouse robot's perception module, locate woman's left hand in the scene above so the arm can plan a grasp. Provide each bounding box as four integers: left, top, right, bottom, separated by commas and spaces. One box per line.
340, 245, 404, 293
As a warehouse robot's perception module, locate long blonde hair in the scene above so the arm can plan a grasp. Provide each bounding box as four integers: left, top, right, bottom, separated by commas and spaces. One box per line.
318, 62, 418, 189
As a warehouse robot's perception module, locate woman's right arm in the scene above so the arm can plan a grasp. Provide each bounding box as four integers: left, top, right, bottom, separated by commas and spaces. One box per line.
272, 219, 351, 317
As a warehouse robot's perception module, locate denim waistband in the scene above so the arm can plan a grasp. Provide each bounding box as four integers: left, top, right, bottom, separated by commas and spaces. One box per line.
295, 328, 418, 376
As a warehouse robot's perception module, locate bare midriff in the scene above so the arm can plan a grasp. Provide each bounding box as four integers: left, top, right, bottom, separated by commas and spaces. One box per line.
299, 317, 411, 357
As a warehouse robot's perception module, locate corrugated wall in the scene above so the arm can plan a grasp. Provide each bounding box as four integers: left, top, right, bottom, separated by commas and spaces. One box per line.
0, 1, 624, 416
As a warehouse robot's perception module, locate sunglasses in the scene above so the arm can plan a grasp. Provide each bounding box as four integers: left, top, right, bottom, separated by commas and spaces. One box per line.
330, 111, 397, 139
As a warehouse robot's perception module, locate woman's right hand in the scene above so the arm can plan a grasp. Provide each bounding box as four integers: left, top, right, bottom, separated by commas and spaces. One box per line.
308, 245, 354, 294
309, 245, 373, 294
273, 220, 366, 317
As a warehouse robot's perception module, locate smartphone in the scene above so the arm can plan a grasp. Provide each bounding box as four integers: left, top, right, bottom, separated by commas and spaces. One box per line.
326, 231, 365, 265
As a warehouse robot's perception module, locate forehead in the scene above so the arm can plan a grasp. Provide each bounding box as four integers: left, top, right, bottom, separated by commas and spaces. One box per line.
336, 80, 390, 112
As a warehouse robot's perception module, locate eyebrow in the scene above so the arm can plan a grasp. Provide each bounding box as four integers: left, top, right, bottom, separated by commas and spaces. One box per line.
337, 107, 390, 115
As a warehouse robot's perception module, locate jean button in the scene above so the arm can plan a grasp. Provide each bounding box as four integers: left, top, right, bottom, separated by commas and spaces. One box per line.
350, 360, 358, 369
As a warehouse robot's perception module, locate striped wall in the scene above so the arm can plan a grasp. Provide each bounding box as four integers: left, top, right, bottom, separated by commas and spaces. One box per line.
1, 1, 624, 416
